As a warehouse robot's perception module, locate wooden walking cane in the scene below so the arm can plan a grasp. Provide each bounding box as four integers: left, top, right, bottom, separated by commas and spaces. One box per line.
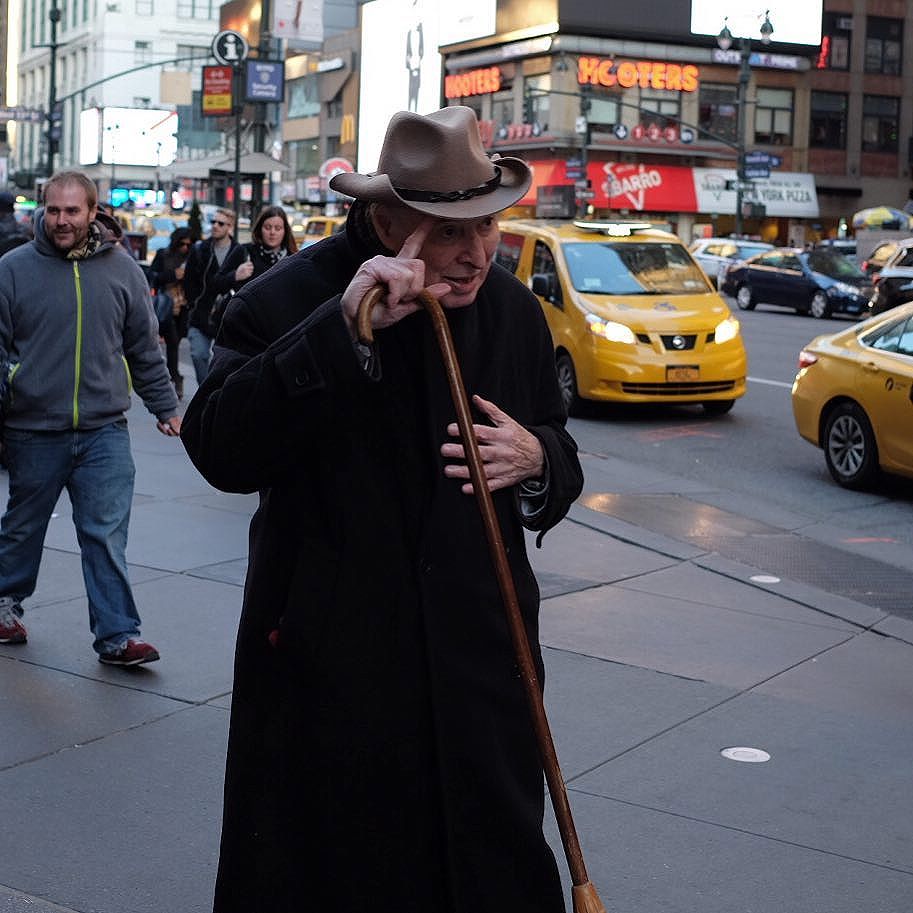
358, 286, 607, 913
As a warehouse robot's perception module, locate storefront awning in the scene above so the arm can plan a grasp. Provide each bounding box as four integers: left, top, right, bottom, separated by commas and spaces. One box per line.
521, 161, 819, 219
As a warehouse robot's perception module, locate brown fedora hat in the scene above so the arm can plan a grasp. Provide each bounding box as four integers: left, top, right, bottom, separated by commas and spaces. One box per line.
330, 106, 531, 219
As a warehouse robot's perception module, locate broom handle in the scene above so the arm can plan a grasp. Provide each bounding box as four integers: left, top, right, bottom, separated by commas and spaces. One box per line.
356, 286, 591, 889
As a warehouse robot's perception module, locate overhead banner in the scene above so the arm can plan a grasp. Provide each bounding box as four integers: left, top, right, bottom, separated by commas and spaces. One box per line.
520, 161, 819, 218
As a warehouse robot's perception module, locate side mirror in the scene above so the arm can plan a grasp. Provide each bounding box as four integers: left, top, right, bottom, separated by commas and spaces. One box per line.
531, 273, 560, 304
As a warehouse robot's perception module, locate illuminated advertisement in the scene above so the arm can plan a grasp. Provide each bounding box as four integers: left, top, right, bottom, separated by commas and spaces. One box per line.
78, 107, 178, 167
690, 0, 822, 48
357, 0, 495, 172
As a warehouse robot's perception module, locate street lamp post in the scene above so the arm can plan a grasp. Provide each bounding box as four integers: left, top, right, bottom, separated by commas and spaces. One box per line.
717, 10, 774, 236
45, 0, 62, 177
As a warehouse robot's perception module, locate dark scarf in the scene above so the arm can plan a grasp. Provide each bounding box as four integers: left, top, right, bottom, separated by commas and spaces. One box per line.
258, 244, 287, 267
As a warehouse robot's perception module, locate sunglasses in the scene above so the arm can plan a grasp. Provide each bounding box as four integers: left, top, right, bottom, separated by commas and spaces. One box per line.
212, 220, 230, 227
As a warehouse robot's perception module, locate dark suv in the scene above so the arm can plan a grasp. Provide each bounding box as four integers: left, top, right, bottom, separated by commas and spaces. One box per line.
867, 239, 913, 315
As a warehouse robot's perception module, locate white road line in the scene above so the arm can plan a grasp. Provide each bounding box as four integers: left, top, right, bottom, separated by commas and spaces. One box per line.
748, 376, 793, 388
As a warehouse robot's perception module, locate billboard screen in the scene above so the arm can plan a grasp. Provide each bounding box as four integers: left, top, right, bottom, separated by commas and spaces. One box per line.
691, 0, 822, 48
356, 0, 495, 173
79, 107, 179, 167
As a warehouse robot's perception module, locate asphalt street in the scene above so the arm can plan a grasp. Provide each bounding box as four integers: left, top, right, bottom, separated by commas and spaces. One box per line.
1, 350, 911, 913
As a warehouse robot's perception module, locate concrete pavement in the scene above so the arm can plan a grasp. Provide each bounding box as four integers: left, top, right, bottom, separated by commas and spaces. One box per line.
1, 359, 911, 913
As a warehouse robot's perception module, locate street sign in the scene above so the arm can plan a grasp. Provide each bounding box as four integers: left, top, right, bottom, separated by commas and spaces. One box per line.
202, 65, 234, 117
575, 116, 588, 135
613, 123, 628, 140
0, 106, 45, 123
212, 30, 249, 67
565, 157, 582, 168
679, 126, 695, 144
245, 60, 285, 103
743, 165, 770, 179
744, 151, 782, 168
565, 170, 584, 180
574, 179, 591, 190
725, 179, 756, 193
576, 190, 595, 199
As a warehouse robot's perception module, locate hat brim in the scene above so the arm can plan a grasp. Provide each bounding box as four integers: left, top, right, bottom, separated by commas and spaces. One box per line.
330, 156, 531, 219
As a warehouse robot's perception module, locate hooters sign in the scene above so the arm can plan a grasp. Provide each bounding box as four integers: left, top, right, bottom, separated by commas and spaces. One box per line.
578, 57, 700, 92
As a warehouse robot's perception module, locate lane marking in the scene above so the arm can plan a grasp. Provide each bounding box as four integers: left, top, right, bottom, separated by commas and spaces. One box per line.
748, 376, 793, 388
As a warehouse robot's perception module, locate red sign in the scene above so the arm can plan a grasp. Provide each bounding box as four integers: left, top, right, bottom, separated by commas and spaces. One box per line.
202, 65, 234, 117
445, 67, 502, 99
519, 160, 700, 213
577, 57, 699, 92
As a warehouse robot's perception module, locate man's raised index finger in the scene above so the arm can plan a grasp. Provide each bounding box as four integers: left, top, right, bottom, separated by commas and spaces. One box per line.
398, 217, 435, 260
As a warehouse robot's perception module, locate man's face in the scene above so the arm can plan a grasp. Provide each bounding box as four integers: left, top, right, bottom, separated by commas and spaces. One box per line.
43, 182, 96, 253
210, 214, 234, 241
379, 207, 501, 309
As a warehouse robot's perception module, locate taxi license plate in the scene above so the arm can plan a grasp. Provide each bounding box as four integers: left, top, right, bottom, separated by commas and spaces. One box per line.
667, 366, 699, 382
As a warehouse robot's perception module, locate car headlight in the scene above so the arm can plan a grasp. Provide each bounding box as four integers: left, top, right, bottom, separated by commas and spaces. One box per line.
827, 281, 860, 297
713, 316, 741, 344
585, 313, 636, 344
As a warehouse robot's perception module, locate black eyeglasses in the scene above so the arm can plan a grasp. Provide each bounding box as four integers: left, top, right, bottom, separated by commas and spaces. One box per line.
212, 220, 229, 227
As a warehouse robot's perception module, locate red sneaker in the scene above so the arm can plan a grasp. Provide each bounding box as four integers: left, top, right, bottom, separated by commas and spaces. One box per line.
0, 615, 27, 644
0, 597, 26, 644
98, 638, 160, 666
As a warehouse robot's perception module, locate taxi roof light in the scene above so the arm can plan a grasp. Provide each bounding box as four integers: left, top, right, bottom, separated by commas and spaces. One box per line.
572, 219, 655, 237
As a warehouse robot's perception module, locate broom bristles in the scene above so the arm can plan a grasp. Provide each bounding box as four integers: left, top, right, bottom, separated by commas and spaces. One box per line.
572, 881, 608, 913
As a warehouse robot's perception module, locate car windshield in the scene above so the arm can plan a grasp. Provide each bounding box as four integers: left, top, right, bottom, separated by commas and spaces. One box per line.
736, 243, 770, 260
562, 241, 710, 295
805, 249, 867, 280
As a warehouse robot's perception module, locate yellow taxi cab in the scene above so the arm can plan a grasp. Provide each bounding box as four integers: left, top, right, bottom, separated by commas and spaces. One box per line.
791, 301, 913, 488
301, 215, 346, 246
495, 219, 747, 416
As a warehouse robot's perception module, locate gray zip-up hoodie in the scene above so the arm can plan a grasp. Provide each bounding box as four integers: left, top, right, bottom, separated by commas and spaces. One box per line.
0, 209, 178, 430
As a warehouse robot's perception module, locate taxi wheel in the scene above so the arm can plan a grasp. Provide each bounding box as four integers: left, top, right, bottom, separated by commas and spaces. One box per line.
735, 285, 756, 310
702, 399, 735, 416
823, 402, 879, 489
810, 291, 831, 319
556, 352, 584, 417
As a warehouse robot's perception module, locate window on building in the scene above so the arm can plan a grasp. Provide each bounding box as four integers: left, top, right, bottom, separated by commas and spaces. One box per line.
754, 88, 792, 145
176, 44, 210, 65
287, 75, 320, 118
639, 86, 681, 132
698, 84, 737, 144
82, 0, 88, 22
39, 0, 46, 44
526, 74, 551, 131
177, 0, 213, 17
325, 136, 340, 158
586, 89, 621, 136
136, 0, 153, 14
134, 40, 152, 64
491, 86, 514, 127
326, 97, 343, 119
865, 17, 902, 75
817, 11, 852, 70
809, 92, 847, 149
862, 95, 899, 152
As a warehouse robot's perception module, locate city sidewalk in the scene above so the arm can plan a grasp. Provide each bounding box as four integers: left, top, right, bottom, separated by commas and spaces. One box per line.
1, 367, 911, 913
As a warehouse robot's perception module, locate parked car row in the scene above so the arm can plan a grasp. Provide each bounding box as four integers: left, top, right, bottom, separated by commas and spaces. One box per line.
493, 218, 912, 493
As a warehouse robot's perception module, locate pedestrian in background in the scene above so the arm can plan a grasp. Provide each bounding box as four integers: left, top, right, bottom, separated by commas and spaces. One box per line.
149, 226, 192, 399
0, 170, 181, 665
181, 106, 582, 911
0, 190, 30, 257
183, 208, 240, 385
216, 204, 298, 293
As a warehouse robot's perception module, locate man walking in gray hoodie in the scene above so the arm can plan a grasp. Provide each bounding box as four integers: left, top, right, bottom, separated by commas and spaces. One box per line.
0, 170, 181, 665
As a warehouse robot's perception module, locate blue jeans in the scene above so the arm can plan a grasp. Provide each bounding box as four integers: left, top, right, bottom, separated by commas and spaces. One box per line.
0, 422, 141, 653
188, 325, 213, 385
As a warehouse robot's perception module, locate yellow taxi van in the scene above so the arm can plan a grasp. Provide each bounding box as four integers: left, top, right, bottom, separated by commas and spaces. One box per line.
495, 219, 747, 416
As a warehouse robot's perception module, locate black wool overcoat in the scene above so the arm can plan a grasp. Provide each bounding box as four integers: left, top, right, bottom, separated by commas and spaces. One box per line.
181, 223, 584, 913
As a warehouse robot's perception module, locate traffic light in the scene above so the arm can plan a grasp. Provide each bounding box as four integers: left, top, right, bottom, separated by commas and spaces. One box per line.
523, 89, 534, 124
580, 84, 592, 115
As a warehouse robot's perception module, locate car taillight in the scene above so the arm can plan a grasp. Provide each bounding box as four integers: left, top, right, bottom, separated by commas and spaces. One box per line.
797, 350, 818, 370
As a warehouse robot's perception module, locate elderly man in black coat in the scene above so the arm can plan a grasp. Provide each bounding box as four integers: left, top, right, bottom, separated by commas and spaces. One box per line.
181, 106, 584, 913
